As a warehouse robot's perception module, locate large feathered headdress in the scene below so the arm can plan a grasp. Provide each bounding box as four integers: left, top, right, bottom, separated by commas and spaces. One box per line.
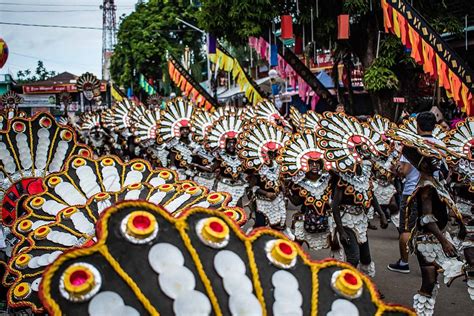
157, 98, 194, 144
316, 113, 389, 173
238, 119, 291, 170
204, 113, 244, 151
279, 130, 332, 176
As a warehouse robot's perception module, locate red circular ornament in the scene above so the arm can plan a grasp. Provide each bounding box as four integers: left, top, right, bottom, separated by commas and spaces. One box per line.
79, 149, 90, 157
13, 122, 25, 132
70, 270, 90, 286
209, 221, 224, 233
343, 272, 358, 285
132, 215, 151, 230
40, 117, 52, 128
351, 135, 362, 144
278, 242, 293, 255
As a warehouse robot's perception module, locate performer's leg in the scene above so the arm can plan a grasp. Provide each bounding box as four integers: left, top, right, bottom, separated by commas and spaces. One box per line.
359, 239, 375, 277
254, 211, 267, 228
413, 252, 438, 315
388, 195, 413, 273
341, 228, 360, 267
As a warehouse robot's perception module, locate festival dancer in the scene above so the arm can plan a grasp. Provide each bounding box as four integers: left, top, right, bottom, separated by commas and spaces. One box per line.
279, 130, 337, 254
316, 112, 389, 276
445, 117, 474, 221
204, 113, 246, 207
388, 112, 446, 274
387, 126, 472, 314
189, 108, 219, 190
157, 98, 196, 180
238, 119, 290, 231
367, 115, 401, 227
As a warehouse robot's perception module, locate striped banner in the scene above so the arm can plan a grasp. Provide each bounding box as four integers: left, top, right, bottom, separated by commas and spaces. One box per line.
139, 74, 157, 95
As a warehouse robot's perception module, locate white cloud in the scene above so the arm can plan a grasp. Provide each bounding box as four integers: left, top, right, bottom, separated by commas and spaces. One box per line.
1, 0, 137, 78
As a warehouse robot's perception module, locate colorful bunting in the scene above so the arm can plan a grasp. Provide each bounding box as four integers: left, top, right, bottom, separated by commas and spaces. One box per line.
168, 56, 217, 111
208, 46, 264, 106
111, 84, 125, 102
139, 74, 157, 95
382, 0, 474, 114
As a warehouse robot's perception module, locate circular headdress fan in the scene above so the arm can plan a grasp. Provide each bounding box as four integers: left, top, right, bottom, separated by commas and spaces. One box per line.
110, 99, 133, 133
301, 110, 322, 131
386, 127, 454, 160
5, 175, 246, 312
238, 119, 290, 170
76, 72, 100, 101
129, 104, 148, 127
400, 116, 447, 142
100, 108, 116, 130
289, 106, 303, 130
0, 90, 23, 108
157, 98, 194, 144
367, 115, 396, 137
445, 117, 474, 161
254, 99, 289, 126
316, 113, 389, 173
279, 130, 331, 176
204, 113, 244, 151
0, 112, 91, 226
190, 108, 215, 144
79, 112, 101, 134
38, 201, 414, 315
444, 117, 474, 191
131, 107, 160, 146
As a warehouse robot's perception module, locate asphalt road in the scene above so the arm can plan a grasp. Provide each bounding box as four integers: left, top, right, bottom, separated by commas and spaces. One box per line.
309, 221, 471, 315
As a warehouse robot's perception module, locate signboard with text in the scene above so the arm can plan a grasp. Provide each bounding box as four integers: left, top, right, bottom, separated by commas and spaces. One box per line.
22, 83, 107, 94
18, 94, 56, 108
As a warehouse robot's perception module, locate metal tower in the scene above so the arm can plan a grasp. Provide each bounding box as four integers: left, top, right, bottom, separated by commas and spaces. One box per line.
101, 0, 117, 80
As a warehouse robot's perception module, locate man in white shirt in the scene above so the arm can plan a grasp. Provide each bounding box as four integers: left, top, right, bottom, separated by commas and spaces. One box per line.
388, 111, 442, 273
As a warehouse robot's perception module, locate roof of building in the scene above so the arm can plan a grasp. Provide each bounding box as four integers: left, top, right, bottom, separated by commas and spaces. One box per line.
24, 71, 77, 86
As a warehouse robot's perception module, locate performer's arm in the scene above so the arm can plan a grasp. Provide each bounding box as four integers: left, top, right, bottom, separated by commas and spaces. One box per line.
419, 187, 456, 257
169, 150, 177, 167
371, 196, 388, 229
250, 175, 276, 199
287, 189, 303, 206
331, 185, 350, 245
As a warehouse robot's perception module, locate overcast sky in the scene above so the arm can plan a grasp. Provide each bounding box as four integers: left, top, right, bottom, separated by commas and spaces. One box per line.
1, 0, 137, 79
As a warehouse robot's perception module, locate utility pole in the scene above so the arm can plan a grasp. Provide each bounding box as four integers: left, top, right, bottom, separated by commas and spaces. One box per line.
101, 0, 117, 81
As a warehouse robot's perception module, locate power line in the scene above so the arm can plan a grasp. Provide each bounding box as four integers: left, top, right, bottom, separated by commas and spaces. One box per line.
0, 2, 133, 7
11, 52, 97, 67
0, 9, 131, 13
0, 21, 203, 33
0, 9, 99, 13
0, 21, 102, 30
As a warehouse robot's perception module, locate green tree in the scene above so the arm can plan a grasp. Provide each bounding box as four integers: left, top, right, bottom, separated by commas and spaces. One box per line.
16, 60, 56, 83
197, 0, 471, 118
110, 0, 204, 97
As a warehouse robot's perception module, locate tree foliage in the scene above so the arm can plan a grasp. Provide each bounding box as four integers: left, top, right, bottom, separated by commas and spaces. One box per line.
197, 0, 467, 115
110, 0, 204, 94
16, 60, 57, 83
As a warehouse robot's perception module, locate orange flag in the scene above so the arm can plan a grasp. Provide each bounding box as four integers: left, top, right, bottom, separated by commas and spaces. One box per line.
408, 25, 422, 64
397, 13, 408, 47
381, 0, 392, 32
